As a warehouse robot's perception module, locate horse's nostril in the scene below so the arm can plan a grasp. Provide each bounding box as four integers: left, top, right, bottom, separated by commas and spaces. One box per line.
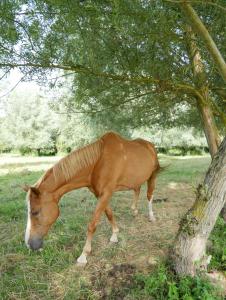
29, 238, 43, 250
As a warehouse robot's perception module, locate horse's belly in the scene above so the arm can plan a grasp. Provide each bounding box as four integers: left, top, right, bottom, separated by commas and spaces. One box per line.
117, 158, 153, 188
117, 173, 149, 189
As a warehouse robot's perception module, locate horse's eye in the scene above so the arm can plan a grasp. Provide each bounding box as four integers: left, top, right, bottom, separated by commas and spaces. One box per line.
31, 211, 39, 216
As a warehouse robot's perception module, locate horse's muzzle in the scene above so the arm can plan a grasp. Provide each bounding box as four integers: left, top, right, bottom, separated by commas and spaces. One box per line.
28, 237, 43, 250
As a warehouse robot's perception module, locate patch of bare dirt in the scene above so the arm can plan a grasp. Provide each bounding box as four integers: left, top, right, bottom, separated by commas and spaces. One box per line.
90, 182, 195, 284
91, 263, 136, 300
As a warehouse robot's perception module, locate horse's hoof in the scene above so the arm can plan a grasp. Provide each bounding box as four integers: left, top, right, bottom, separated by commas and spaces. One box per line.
149, 216, 156, 222
76, 261, 87, 267
132, 210, 138, 217
110, 234, 118, 243
76, 253, 87, 266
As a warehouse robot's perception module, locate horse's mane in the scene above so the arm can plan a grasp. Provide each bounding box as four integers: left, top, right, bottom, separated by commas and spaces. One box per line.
37, 139, 103, 186
54, 139, 103, 183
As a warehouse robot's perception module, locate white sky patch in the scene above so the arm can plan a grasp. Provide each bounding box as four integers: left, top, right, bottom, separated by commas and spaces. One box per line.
0, 68, 66, 117
0, 69, 40, 116
0, 69, 39, 96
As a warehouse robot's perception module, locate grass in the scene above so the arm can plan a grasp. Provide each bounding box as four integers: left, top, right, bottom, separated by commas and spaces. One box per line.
128, 264, 222, 300
0, 154, 224, 299
208, 217, 226, 271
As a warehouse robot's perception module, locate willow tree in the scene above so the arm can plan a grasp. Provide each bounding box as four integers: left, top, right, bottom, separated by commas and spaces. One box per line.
0, 0, 225, 137
171, 0, 226, 275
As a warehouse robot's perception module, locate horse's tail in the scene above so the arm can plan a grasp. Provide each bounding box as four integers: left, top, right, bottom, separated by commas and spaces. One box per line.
156, 162, 170, 174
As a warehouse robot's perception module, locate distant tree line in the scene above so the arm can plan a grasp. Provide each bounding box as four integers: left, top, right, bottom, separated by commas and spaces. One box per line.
0, 86, 209, 156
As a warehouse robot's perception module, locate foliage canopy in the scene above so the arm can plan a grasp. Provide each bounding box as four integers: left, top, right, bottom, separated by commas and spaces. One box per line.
0, 0, 225, 131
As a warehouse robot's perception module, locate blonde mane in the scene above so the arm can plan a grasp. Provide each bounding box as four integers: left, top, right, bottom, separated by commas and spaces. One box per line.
53, 139, 103, 184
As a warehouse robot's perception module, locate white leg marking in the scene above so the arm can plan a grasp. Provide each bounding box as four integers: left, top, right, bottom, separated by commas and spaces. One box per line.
133, 209, 138, 216
110, 232, 118, 243
77, 253, 87, 265
77, 238, 91, 265
110, 227, 119, 243
25, 192, 31, 247
148, 197, 156, 222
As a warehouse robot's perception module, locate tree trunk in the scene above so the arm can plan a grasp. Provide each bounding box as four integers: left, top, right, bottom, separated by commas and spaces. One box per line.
185, 26, 226, 220
185, 26, 221, 158
172, 136, 226, 276
196, 96, 221, 158
181, 2, 226, 83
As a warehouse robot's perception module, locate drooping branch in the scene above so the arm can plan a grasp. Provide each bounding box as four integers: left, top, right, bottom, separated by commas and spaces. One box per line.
0, 62, 202, 99
0, 74, 27, 99
55, 90, 160, 115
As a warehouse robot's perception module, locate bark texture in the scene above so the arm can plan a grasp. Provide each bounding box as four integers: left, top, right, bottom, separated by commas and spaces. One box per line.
172, 137, 226, 276
181, 2, 226, 83
196, 100, 221, 157
185, 25, 226, 219
185, 26, 221, 158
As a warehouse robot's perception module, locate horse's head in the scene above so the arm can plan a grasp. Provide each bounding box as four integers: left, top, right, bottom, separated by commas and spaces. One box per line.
23, 185, 60, 250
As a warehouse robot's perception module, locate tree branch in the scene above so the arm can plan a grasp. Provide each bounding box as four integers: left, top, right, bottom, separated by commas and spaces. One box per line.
56, 90, 155, 115
0, 68, 10, 81
208, 99, 226, 127
0, 62, 202, 99
180, 1, 226, 82
0, 74, 27, 99
165, 0, 226, 13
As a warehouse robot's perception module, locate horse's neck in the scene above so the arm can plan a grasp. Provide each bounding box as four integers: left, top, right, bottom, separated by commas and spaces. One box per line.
38, 166, 92, 199
36, 168, 58, 192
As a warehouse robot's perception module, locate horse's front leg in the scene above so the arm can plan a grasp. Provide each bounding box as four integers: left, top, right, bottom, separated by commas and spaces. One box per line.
77, 190, 112, 266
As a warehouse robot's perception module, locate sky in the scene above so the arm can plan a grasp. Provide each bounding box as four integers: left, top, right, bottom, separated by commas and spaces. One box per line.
0, 68, 71, 116
0, 69, 40, 116
0, 69, 40, 99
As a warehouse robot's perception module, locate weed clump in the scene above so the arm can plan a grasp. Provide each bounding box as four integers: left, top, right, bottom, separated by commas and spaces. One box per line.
128, 264, 223, 300
208, 217, 226, 272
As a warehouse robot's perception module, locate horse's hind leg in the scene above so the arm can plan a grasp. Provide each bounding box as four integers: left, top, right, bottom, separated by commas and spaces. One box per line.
105, 206, 119, 243
77, 190, 112, 266
131, 187, 141, 216
147, 172, 157, 222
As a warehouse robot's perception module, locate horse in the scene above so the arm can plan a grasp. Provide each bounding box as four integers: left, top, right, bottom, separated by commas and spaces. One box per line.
22, 132, 160, 265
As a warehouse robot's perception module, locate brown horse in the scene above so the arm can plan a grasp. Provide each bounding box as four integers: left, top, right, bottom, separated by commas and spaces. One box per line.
23, 132, 160, 265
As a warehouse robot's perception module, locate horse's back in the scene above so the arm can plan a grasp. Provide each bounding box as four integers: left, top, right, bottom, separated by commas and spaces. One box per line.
101, 132, 158, 166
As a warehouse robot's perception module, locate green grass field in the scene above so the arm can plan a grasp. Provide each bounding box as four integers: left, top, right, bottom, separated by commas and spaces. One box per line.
0, 154, 225, 299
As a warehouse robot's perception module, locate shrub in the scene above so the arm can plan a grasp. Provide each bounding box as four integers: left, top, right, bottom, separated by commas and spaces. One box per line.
19, 146, 33, 156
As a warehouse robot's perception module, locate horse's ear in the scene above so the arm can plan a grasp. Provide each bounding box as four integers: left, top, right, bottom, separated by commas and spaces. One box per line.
30, 187, 40, 196
21, 184, 30, 192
